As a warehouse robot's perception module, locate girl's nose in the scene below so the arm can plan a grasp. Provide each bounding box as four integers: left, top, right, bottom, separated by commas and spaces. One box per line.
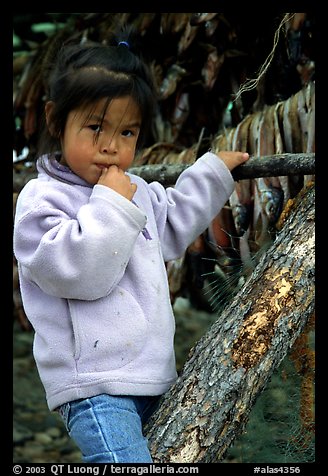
101, 135, 118, 154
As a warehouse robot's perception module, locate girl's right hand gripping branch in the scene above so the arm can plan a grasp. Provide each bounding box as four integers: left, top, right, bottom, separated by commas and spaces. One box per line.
217, 151, 249, 171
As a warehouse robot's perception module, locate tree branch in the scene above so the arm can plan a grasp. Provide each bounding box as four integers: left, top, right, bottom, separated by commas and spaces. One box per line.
145, 183, 315, 463
128, 153, 315, 186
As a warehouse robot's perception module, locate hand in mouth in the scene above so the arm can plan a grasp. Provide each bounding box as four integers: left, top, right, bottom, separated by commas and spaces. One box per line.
95, 163, 109, 170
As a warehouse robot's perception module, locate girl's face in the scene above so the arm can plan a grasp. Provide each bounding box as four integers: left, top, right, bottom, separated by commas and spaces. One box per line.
54, 96, 141, 185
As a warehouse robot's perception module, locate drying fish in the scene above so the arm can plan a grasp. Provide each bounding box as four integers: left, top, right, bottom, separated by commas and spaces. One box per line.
229, 106, 254, 237
283, 92, 303, 153
133, 13, 157, 36
231, 113, 253, 151
171, 92, 190, 140
229, 181, 253, 236
177, 22, 199, 55
201, 47, 225, 90
304, 85, 315, 185
204, 17, 220, 38
190, 13, 218, 26
159, 64, 187, 100
134, 142, 182, 167
255, 177, 284, 225
160, 13, 190, 35
207, 208, 238, 252
248, 111, 262, 154
273, 101, 291, 203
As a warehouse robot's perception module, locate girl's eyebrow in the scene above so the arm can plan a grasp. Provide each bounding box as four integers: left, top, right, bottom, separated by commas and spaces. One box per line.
88, 114, 141, 129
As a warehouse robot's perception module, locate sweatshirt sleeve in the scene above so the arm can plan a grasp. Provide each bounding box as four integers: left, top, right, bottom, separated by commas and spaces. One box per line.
148, 151, 235, 261
14, 184, 147, 300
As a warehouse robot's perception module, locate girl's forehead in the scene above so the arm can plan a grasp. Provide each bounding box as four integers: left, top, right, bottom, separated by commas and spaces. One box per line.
75, 96, 141, 119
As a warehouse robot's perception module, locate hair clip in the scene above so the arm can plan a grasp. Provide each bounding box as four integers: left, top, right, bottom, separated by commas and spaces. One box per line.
118, 41, 130, 49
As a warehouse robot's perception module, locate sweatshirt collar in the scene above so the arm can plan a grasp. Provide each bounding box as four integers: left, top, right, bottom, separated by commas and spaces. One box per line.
37, 154, 92, 187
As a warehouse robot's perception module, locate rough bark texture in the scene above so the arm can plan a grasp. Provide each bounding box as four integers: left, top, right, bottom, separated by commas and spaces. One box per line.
145, 183, 315, 463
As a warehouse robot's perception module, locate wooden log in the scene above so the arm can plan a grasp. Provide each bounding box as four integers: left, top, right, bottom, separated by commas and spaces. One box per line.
145, 183, 315, 463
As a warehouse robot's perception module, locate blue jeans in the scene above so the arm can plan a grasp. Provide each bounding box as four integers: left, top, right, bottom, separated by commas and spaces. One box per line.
57, 394, 161, 463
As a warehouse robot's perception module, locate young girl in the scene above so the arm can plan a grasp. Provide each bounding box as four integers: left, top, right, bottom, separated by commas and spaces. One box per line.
13, 28, 249, 463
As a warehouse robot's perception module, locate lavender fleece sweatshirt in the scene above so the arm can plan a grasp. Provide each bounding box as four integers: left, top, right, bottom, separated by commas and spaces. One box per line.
13, 151, 234, 411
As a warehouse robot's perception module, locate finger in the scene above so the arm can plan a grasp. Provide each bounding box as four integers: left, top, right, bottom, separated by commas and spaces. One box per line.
240, 152, 249, 162
101, 167, 109, 175
108, 164, 118, 170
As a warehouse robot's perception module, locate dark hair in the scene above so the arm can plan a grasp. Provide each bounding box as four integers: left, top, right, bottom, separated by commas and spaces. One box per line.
37, 26, 156, 156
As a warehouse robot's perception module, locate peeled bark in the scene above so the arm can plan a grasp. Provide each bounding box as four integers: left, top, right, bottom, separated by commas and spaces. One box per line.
145, 183, 315, 463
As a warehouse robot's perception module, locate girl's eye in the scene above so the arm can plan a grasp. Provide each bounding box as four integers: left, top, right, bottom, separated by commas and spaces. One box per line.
122, 129, 134, 137
88, 124, 102, 133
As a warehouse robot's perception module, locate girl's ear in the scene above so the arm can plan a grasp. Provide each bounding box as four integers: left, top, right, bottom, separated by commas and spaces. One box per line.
45, 101, 57, 136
